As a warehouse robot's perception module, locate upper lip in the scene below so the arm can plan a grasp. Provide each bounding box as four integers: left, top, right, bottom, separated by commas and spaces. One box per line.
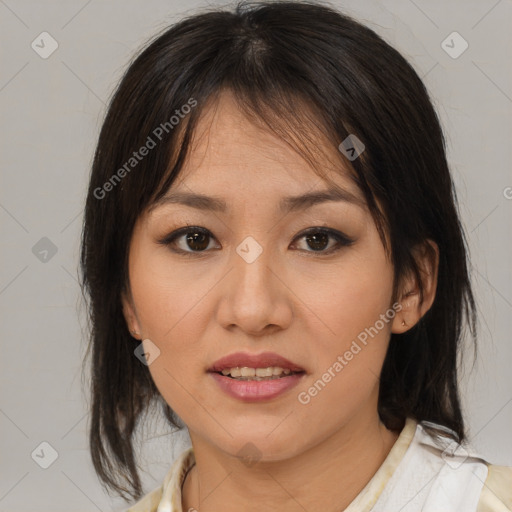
208, 351, 305, 373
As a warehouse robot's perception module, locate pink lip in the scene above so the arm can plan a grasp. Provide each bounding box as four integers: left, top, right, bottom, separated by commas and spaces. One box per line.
209, 371, 306, 402
208, 351, 305, 373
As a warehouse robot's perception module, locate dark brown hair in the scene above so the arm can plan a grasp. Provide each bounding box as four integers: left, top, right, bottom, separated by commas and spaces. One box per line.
79, 0, 477, 501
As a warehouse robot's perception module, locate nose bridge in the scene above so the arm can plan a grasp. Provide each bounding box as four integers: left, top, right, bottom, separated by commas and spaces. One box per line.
218, 233, 291, 334
233, 233, 274, 297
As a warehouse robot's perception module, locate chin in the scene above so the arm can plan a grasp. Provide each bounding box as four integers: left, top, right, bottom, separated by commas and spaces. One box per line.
216, 433, 304, 464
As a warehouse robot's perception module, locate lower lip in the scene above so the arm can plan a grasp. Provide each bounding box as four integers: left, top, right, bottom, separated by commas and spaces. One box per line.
209, 372, 306, 402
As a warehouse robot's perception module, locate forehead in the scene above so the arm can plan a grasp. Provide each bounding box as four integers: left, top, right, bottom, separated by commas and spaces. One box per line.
168, 90, 363, 201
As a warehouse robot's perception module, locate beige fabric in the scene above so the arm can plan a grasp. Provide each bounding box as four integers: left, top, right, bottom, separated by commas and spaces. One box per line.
477, 464, 512, 512
125, 418, 512, 512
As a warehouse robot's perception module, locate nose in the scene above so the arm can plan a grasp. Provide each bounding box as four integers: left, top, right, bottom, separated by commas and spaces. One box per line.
215, 240, 293, 337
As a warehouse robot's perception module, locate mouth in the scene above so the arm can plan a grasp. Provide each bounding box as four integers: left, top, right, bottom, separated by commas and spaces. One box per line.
210, 367, 306, 381
207, 351, 307, 400
207, 351, 306, 381
208, 364, 307, 402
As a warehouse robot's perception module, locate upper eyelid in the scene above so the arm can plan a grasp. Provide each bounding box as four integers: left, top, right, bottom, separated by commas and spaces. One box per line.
160, 225, 347, 239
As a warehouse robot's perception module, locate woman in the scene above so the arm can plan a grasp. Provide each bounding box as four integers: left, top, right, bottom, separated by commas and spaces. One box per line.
79, 1, 512, 511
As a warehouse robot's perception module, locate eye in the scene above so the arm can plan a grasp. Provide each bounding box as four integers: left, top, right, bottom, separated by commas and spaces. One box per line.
291, 227, 354, 255
157, 226, 219, 256
157, 226, 354, 257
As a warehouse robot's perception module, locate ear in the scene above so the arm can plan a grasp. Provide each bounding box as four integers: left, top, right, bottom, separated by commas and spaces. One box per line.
391, 239, 439, 334
121, 288, 142, 339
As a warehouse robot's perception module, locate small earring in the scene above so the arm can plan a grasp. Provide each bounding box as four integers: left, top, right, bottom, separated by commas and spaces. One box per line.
401, 320, 406, 327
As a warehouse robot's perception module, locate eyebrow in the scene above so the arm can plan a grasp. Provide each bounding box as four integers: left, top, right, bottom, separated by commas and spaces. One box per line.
151, 186, 365, 214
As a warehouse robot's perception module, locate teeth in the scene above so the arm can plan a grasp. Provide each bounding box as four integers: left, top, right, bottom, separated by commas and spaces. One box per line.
241, 367, 256, 377
256, 367, 273, 377
219, 366, 296, 379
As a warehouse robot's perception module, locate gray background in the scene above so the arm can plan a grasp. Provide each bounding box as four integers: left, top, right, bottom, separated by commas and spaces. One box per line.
1, 0, 511, 510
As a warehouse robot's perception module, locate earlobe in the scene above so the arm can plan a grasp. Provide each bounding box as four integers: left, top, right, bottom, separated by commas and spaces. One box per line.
391, 295, 416, 334
391, 240, 439, 334
121, 290, 141, 339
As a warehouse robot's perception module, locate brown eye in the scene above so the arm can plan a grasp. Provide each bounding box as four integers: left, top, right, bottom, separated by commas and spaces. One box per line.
157, 226, 219, 255
305, 231, 330, 251
292, 227, 354, 255
157, 225, 354, 258
183, 230, 210, 251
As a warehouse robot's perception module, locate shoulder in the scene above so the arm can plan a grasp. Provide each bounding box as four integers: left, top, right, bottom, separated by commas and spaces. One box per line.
415, 421, 512, 511
124, 485, 163, 512
477, 463, 512, 512
124, 446, 195, 512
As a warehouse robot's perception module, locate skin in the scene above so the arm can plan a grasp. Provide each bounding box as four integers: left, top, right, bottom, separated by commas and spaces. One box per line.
122, 90, 438, 512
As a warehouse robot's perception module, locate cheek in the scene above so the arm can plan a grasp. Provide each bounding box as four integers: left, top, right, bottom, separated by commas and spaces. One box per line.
129, 243, 208, 342
305, 245, 394, 346
300, 243, 394, 398
296, 286, 394, 431
144, 350, 206, 416
128, 243, 217, 409
131, 271, 207, 386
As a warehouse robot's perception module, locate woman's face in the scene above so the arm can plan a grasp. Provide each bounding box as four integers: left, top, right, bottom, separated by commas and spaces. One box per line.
122, 91, 403, 461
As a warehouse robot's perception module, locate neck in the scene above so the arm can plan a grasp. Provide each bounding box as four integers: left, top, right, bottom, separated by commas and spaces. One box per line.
182, 408, 401, 512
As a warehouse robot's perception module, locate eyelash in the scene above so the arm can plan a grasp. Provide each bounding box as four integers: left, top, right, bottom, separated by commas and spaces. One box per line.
156, 226, 355, 258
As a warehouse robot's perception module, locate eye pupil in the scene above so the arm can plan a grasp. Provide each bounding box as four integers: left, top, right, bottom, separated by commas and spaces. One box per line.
306, 232, 329, 251
186, 231, 209, 251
